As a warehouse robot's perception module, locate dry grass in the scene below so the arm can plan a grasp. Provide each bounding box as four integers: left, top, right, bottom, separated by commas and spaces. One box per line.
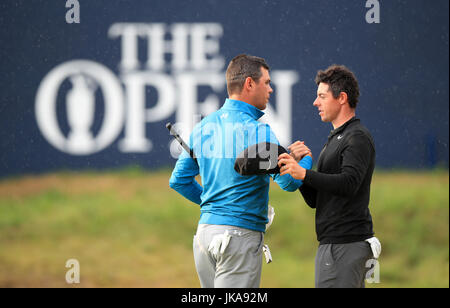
0, 169, 448, 287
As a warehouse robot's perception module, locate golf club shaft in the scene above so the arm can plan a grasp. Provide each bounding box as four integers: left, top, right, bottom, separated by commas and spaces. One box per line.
166, 123, 197, 162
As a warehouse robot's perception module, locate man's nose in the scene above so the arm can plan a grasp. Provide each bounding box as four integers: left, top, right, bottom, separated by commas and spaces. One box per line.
313, 98, 319, 106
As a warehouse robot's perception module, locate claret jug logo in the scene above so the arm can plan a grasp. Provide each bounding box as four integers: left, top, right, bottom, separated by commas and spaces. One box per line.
35, 23, 298, 155
36, 60, 124, 155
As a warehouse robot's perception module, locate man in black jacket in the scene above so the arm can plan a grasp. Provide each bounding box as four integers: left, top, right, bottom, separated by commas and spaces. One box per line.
278, 65, 381, 288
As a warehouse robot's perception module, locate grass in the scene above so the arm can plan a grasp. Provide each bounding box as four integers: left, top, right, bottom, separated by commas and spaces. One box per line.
0, 168, 448, 288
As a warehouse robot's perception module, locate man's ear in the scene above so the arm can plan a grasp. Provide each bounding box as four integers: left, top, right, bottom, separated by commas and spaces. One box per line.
339, 91, 348, 105
244, 76, 253, 91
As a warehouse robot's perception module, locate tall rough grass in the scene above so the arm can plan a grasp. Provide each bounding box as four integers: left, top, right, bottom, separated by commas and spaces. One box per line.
0, 169, 448, 287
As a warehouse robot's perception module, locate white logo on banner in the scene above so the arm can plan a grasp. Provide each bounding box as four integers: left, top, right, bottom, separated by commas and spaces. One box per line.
35, 23, 299, 155
35, 60, 124, 155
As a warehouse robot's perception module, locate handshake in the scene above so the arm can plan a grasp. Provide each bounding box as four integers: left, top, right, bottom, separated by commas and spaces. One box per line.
286, 140, 313, 162
277, 140, 313, 180
234, 140, 312, 178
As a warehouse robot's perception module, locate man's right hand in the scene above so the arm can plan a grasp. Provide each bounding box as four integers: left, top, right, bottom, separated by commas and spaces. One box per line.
278, 153, 307, 180
288, 141, 312, 162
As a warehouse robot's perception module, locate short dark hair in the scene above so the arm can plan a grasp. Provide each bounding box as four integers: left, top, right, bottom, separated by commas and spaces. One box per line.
315, 65, 360, 108
226, 54, 270, 96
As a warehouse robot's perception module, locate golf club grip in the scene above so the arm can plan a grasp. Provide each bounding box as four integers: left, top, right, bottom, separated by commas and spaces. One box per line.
166, 123, 197, 161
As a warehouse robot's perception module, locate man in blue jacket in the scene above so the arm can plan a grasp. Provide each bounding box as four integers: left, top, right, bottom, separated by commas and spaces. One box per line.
169, 54, 312, 288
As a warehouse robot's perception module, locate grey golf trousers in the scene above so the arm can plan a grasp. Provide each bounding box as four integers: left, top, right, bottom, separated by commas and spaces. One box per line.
193, 224, 264, 288
315, 241, 373, 288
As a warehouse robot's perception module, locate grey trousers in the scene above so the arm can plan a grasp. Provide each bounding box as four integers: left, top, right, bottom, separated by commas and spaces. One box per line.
315, 241, 373, 288
193, 224, 264, 288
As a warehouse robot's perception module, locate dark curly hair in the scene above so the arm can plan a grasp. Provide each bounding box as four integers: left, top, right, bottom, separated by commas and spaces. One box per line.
315, 65, 360, 109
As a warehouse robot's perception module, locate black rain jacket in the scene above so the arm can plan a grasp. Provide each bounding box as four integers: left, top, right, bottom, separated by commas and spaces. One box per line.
300, 117, 375, 244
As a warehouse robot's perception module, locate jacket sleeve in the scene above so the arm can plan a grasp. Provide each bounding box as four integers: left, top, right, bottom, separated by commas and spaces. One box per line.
299, 183, 317, 209
169, 150, 203, 205
303, 132, 374, 197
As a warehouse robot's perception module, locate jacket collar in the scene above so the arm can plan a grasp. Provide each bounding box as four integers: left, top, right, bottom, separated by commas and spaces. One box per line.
222, 99, 265, 120
328, 117, 359, 139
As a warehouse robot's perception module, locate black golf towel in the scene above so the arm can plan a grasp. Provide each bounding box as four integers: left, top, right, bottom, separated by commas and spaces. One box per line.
234, 142, 288, 175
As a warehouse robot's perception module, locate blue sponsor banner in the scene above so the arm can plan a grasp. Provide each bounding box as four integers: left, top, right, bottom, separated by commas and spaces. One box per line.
0, 0, 448, 177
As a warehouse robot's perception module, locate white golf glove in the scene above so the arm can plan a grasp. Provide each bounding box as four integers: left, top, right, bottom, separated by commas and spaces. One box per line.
263, 244, 273, 264
208, 230, 232, 257
264, 205, 275, 264
365, 236, 382, 259
265, 205, 275, 231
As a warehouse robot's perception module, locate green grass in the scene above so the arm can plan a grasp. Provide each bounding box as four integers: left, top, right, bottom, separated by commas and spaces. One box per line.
0, 169, 448, 287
